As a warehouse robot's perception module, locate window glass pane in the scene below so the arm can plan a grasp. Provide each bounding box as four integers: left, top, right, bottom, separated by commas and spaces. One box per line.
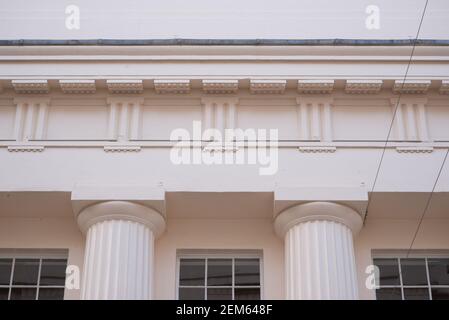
12, 259, 40, 285
0, 259, 12, 285
400, 258, 428, 286
207, 288, 232, 300
0, 288, 9, 300
179, 259, 205, 286
10, 288, 37, 300
207, 259, 232, 286
375, 288, 402, 300
40, 259, 67, 286
373, 258, 400, 286
178, 288, 204, 300
404, 288, 430, 300
235, 259, 260, 286
428, 258, 449, 286
38, 288, 65, 300
235, 288, 260, 300
431, 288, 449, 300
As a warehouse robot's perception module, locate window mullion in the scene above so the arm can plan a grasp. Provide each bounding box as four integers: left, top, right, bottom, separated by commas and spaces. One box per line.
205, 258, 208, 301
232, 258, 235, 300
424, 257, 432, 300
8, 258, 15, 300
36, 258, 42, 300
398, 258, 404, 300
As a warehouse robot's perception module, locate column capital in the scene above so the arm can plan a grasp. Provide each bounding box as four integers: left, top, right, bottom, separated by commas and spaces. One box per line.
77, 201, 166, 238
274, 201, 362, 238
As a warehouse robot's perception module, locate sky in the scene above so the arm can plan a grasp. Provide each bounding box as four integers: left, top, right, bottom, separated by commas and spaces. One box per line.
0, 0, 448, 39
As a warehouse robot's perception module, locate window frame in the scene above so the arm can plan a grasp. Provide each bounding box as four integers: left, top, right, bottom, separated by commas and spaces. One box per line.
176, 250, 264, 300
372, 250, 449, 300
0, 249, 68, 300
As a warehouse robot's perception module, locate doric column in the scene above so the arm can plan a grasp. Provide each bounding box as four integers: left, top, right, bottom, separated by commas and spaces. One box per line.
274, 202, 362, 300
76, 201, 165, 300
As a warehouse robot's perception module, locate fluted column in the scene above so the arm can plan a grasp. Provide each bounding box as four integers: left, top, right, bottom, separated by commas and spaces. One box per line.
274, 202, 362, 300
76, 201, 165, 300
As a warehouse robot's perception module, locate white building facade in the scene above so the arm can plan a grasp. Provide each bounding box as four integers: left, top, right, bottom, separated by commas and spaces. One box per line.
0, 40, 448, 300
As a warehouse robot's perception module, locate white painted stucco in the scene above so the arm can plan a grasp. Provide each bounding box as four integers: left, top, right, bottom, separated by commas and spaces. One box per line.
0, 0, 449, 301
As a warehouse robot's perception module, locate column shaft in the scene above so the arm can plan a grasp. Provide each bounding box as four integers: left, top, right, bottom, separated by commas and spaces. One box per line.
81, 220, 154, 299
285, 220, 358, 299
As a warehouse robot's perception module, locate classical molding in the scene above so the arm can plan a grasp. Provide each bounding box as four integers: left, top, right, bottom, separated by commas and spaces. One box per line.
12, 98, 51, 141
390, 97, 429, 142
201, 97, 239, 132
104, 145, 141, 152
440, 80, 449, 95
296, 97, 334, 142
59, 80, 96, 94
250, 80, 286, 94
203, 145, 239, 153
106, 97, 145, 141
76, 201, 166, 237
393, 80, 431, 94
202, 80, 238, 94
345, 80, 383, 94
154, 79, 190, 94
298, 146, 336, 153
274, 201, 363, 238
396, 146, 434, 153
297, 80, 334, 94
106, 79, 143, 94
12, 80, 49, 94
8, 145, 45, 152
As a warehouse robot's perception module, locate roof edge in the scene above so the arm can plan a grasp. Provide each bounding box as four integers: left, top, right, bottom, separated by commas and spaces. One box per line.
1, 39, 449, 46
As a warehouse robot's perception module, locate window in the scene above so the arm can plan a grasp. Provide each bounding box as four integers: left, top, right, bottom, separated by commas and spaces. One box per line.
0, 250, 68, 300
177, 251, 262, 300
373, 256, 449, 300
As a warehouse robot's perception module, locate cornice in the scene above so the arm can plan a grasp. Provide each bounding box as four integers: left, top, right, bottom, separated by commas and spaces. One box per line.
106, 80, 143, 94
250, 80, 286, 94
297, 80, 334, 94
202, 80, 239, 94
154, 79, 190, 94
2, 79, 449, 95
440, 80, 449, 95
345, 80, 383, 94
12, 80, 49, 94
393, 80, 431, 94
59, 80, 96, 94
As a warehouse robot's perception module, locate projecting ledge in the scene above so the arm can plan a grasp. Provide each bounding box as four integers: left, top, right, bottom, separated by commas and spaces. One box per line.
71, 184, 165, 217
274, 186, 368, 217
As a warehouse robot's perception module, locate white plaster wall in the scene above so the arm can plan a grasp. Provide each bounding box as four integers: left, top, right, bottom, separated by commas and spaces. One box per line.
355, 218, 449, 300
1, 214, 448, 300
154, 218, 284, 299
0, 216, 84, 300
0, 0, 448, 40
